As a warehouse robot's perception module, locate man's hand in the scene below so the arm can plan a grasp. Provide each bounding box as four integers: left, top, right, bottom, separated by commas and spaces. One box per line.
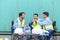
32, 19, 35, 22
32, 19, 34, 22
22, 25, 26, 28
32, 19, 37, 22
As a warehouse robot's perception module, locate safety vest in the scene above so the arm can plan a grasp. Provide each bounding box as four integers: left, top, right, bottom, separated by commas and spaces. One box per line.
33, 21, 41, 29
43, 25, 54, 30
17, 19, 25, 27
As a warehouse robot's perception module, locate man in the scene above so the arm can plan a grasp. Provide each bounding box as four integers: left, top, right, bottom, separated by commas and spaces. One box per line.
29, 13, 41, 36
13, 12, 26, 34
29, 13, 42, 40
29, 13, 41, 30
37, 12, 54, 40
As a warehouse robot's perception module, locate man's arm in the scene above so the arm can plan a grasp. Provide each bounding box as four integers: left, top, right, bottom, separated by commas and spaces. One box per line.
37, 19, 49, 26
13, 20, 19, 29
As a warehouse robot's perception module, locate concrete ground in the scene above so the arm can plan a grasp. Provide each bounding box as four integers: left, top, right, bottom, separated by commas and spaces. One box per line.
0, 35, 60, 40
0, 35, 11, 40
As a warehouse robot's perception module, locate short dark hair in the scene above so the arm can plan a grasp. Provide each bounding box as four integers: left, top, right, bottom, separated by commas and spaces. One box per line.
33, 13, 38, 17
19, 12, 25, 17
43, 12, 49, 17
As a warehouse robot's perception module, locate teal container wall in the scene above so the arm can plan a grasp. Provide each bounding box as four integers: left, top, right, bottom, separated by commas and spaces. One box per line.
0, 0, 19, 31
54, 0, 60, 32
0, 0, 60, 33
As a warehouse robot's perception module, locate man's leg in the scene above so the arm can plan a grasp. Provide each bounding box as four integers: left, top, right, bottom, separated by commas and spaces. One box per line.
38, 36, 42, 40
46, 30, 53, 40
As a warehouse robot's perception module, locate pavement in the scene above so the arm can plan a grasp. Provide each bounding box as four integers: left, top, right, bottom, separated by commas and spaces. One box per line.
0, 35, 60, 40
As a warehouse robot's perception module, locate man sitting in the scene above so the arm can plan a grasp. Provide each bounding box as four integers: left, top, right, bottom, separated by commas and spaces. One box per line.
13, 12, 26, 35
37, 12, 54, 40
29, 13, 41, 30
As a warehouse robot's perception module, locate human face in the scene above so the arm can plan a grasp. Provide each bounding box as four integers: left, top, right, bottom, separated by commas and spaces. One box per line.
34, 15, 38, 19
43, 14, 47, 18
20, 14, 25, 19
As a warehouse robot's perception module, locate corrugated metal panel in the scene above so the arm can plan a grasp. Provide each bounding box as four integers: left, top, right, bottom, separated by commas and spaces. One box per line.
0, 0, 60, 34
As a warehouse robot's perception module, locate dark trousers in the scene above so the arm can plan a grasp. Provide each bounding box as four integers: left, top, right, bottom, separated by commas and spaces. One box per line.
38, 30, 53, 40
46, 30, 53, 40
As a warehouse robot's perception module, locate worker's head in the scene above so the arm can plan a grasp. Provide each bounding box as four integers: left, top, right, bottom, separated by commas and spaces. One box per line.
43, 12, 49, 18
33, 13, 38, 19
19, 12, 25, 19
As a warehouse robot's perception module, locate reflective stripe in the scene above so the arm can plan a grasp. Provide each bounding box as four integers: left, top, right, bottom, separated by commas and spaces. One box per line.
18, 19, 24, 27
45, 25, 54, 30
34, 25, 41, 29
33, 22, 41, 29
33, 21, 37, 26
0, 38, 3, 40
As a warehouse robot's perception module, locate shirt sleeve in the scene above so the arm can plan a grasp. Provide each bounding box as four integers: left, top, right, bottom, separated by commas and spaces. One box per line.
37, 19, 50, 26
13, 20, 19, 29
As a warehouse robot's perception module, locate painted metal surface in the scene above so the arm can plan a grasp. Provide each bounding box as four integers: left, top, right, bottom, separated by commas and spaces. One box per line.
0, 0, 60, 33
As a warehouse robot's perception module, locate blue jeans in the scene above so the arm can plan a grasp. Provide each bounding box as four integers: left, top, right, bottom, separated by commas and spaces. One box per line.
46, 30, 53, 40
38, 30, 53, 40
38, 36, 42, 40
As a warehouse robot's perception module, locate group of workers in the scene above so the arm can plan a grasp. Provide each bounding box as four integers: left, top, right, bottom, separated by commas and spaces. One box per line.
12, 12, 54, 40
